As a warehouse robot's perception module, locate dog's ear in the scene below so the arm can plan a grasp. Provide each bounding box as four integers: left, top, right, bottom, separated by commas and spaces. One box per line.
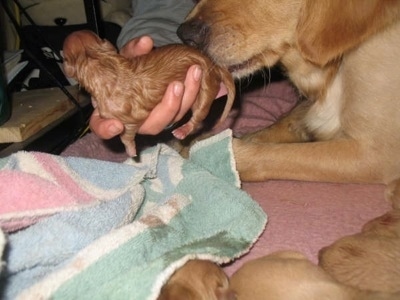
296, 0, 400, 66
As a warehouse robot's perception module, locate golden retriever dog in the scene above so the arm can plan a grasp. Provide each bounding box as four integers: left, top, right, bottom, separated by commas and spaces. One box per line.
230, 250, 400, 300
319, 209, 400, 293
178, 0, 400, 194
157, 259, 235, 300
63, 30, 235, 157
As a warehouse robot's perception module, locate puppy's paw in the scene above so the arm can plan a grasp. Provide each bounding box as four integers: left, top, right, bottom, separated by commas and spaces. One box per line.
385, 178, 400, 209
123, 142, 137, 157
172, 123, 194, 140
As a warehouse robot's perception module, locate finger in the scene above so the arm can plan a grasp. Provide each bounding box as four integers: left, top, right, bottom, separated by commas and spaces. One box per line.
173, 65, 202, 122
138, 82, 183, 135
89, 108, 124, 139
119, 36, 154, 58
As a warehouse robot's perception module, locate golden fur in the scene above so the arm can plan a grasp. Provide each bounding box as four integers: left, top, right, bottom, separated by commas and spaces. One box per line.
230, 251, 400, 300
157, 259, 234, 300
179, 0, 400, 194
62, 30, 235, 157
319, 209, 400, 293
158, 251, 400, 299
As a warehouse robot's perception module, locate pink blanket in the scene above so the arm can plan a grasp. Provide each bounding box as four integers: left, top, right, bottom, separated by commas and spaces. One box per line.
62, 79, 391, 275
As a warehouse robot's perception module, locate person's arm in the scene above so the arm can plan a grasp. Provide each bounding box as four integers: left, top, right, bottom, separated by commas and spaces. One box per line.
117, 0, 195, 48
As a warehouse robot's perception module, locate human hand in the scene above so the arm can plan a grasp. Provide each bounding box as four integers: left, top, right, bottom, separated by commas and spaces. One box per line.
89, 35, 207, 139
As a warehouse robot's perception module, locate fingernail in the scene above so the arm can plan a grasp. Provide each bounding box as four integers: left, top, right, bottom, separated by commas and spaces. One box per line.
173, 82, 184, 97
164, 123, 175, 130
194, 66, 202, 81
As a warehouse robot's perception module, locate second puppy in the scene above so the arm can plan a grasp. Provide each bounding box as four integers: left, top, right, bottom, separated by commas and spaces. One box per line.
319, 210, 400, 293
63, 30, 235, 157
230, 251, 400, 300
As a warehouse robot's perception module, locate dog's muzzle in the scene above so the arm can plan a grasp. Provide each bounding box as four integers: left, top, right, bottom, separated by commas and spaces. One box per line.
177, 19, 210, 50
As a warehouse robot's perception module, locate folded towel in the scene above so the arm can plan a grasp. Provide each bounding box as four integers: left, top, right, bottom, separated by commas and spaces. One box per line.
0, 130, 267, 300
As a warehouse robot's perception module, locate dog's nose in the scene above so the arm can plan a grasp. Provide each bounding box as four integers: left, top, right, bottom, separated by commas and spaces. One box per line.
177, 19, 210, 49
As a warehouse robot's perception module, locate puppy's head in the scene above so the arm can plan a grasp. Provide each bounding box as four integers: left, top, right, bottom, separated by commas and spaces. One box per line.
361, 209, 400, 238
158, 259, 235, 300
62, 30, 116, 78
318, 235, 368, 270
178, 0, 400, 78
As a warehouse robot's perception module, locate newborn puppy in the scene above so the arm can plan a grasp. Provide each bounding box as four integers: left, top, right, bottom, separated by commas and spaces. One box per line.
157, 259, 235, 300
63, 30, 235, 156
319, 210, 400, 293
230, 251, 400, 300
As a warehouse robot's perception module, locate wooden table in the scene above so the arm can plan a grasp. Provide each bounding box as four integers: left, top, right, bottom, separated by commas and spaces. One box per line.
0, 85, 90, 156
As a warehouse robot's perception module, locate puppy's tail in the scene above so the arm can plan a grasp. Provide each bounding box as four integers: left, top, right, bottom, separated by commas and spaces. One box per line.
217, 67, 236, 122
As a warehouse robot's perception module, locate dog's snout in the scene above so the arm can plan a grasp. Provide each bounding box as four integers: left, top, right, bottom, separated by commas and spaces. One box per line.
177, 19, 210, 49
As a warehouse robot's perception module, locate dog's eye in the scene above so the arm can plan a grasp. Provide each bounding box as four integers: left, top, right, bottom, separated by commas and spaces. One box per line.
192, 0, 201, 3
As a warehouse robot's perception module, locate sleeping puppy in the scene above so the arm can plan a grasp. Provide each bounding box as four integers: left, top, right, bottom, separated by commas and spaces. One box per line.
230, 251, 400, 300
63, 30, 235, 157
157, 259, 235, 300
319, 210, 400, 293
178, 0, 400, 196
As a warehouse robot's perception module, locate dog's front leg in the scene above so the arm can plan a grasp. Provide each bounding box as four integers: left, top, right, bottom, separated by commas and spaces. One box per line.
233, 138, 382, 183
241, 100, 314, 144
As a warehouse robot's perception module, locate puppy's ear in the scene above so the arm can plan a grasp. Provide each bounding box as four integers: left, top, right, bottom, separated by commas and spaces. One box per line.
63, 60, 76, 78
101, 39, 117, 53
296, 0, 400, 66
89, 39, 118, 56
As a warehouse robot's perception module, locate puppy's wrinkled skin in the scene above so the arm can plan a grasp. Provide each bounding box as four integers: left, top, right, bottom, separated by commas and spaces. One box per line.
319, 210, 400, 293
230, 251, 400, 300
157, 259, 235, 300
63, 30, 235, 157
179, 0, 400, 188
